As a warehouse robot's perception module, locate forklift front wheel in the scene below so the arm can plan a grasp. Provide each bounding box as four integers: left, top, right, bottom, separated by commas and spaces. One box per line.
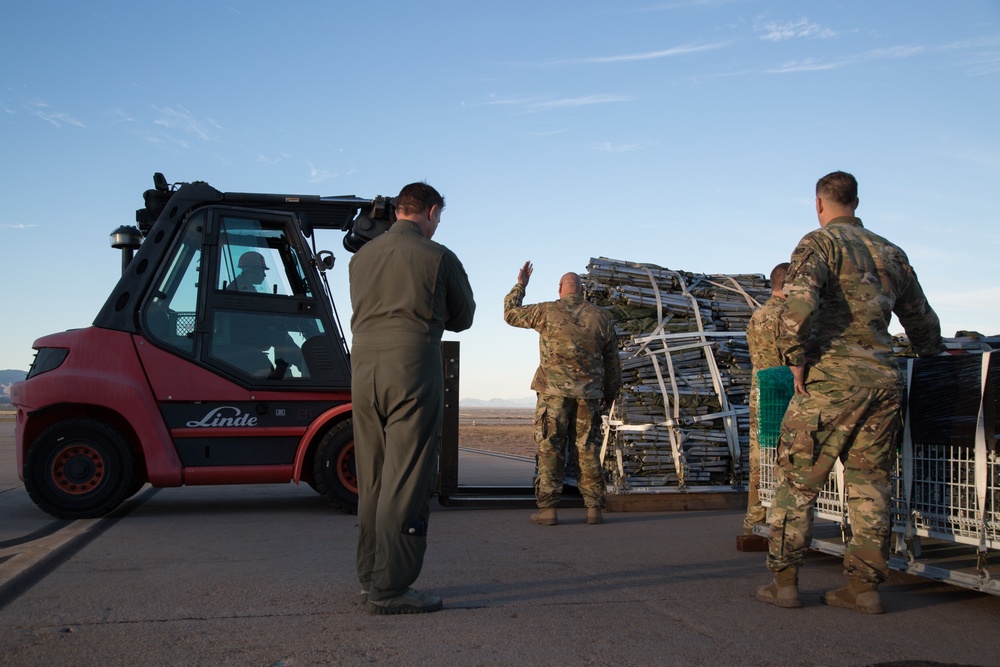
24, 419, 136, 519
313, 420, 358, 514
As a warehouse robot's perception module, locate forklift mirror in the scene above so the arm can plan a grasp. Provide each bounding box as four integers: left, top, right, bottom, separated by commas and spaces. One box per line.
316, 250, 335, 271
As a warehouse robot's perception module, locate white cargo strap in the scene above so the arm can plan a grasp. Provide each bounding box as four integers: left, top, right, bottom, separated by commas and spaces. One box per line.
975, 351, 991, 566
634, 331, 753, 486
635, 268, 683, 482
641, 265, 665, 330
677, 273, 709, 334
599, 401, 615, 465
623, 267, 761, 488
834, 458, 849, 542
677, 275, 741, 469
647, 347, 686, 486
707, 275, 763, 311
902, 358, 915, 543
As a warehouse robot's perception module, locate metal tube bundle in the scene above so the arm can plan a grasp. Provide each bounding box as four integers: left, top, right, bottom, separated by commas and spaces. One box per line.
585, 257, 770, 493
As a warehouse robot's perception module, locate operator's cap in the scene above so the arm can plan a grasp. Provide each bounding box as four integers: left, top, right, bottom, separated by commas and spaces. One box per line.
238, 251, 269, 270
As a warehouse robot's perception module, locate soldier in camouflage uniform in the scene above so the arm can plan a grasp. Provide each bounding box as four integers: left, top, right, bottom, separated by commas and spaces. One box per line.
756, 171, 943, 614
504, 261, 622, 526
740, 262, 790, 546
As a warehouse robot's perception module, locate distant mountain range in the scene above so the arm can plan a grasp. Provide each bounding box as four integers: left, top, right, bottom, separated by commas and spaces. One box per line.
459, 397, 535, 408
0, 370, 26, 384
0, 369, 26, 405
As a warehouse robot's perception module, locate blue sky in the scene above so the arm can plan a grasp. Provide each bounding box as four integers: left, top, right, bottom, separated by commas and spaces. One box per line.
1, 1, 998, 400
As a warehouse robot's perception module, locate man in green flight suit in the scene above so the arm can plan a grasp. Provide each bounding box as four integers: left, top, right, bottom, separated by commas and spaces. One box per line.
504, 261, 621, 526
756, 171, 943, 614
349, 182, 475, 615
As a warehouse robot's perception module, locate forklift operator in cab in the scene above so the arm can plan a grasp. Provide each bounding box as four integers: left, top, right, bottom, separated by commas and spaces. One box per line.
229, 251, 270, 293
220, 250, 304, 377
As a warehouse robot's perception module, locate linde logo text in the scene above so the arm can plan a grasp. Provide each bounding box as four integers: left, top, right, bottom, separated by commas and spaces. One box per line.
186, 406, 259, 428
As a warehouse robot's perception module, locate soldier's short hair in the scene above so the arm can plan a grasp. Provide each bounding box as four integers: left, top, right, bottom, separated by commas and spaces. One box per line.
770, 262, 790, 290
816, 171, 858, 206
396, 182, 445, 217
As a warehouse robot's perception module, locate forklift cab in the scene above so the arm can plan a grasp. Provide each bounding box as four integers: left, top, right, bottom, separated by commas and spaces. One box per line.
140, 207, 350, 388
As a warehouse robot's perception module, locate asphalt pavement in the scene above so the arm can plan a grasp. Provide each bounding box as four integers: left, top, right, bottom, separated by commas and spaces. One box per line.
2, 421, 999, 667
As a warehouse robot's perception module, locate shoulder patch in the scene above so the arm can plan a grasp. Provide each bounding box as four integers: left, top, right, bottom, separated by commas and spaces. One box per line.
790, 244, 810, 260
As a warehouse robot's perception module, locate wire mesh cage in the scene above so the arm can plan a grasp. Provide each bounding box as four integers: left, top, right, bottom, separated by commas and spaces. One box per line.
756, 366, 794, 449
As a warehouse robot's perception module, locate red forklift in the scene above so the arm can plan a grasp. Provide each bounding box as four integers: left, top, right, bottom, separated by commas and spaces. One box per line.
11, 173, 473, 519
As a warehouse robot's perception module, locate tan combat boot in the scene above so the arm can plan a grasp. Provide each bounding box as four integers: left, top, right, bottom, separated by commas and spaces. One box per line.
587, 507, 603, 525
822, 579, 884, 614
755, 567, 802, 608
530, 508, 558, 526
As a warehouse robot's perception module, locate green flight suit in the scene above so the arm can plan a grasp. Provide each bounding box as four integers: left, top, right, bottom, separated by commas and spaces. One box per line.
349, 219, 475, 602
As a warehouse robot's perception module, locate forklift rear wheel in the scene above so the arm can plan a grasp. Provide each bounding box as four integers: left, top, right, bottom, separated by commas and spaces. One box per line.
25, 419, 136, 519
313, 420, 358, 514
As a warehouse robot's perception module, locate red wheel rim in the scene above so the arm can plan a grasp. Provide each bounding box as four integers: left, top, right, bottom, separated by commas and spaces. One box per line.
336, 442, 358, 494
50, 444, 105, 496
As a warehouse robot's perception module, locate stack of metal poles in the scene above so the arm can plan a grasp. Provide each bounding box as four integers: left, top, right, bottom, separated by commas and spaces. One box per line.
585, 257, 770, 492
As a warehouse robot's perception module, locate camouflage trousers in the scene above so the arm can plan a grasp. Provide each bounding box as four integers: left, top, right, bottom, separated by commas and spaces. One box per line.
767, 381, 904, 586
533, 394, 606, 509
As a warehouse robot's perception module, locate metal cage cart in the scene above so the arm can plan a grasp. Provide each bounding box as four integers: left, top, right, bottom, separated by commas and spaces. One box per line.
759, 338, 1000, 595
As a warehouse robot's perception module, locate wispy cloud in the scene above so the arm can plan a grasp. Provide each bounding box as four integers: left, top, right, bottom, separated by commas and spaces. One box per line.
306, 162, 355, 183
766, 45, 925, 73
942, 36, 1000, 75
307, 162, 334, 183
530, 94, 635, 111
152, 105, 220, 142
484, 93, 636, 114
109, 108, 135, 123
590, 141, 656, 153
940, 35, 1000, 52
536, 42, 730, 67
963, 54, 1000, 76
756, 18, 836, 42
766, 57, 838, 73
525, 128, 571, 137
1, 223, 38, 230
28, 102, 84, 128
256, 152, 293, 164
866, 46, 926, 59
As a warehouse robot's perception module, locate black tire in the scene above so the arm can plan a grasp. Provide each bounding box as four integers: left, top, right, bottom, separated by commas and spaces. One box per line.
312, 420, 358, 514
24, 419, 135, 519
123, 472, 147, 501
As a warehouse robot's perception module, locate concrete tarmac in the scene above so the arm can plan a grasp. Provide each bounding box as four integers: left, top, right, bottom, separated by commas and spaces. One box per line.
2, 421, 1000, 667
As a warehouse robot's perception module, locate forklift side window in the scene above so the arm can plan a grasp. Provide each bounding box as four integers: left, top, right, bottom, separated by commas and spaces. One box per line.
209, 310, 326, 380
216, 216, 313, 297
142, 221, 201, 355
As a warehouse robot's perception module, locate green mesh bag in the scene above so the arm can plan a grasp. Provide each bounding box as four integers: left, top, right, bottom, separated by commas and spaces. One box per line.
756, 366, 794, 448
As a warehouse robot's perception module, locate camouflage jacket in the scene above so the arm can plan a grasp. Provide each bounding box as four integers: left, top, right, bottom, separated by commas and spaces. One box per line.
504, 284, 622, 401
746, 294, 786, 371
778, 216, 943, 388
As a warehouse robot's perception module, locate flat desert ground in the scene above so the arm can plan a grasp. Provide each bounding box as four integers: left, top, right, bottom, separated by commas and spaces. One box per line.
458, 408, 534, 458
